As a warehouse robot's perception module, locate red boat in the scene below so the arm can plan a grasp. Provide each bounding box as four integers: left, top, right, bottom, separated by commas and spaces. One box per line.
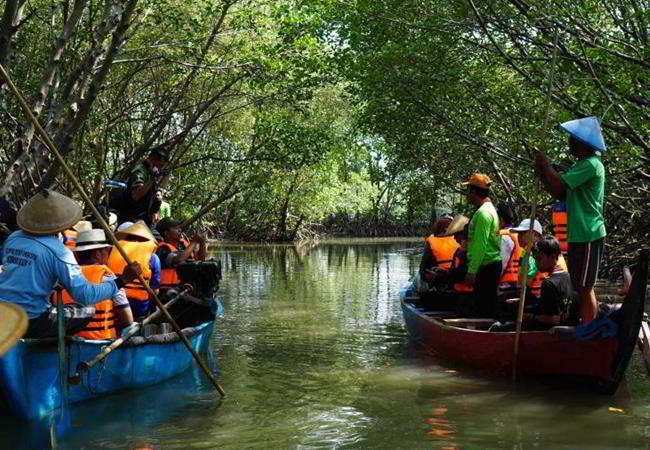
401, 249, 649, 394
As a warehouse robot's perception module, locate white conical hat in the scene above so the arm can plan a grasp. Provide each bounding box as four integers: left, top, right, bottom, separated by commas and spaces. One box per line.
559, 116, 607, 152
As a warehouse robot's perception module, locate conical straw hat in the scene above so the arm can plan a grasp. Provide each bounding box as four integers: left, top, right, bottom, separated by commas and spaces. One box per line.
115, 220, 156, 242
17, 190, 82, 235
443, 214, 470, 237
0, 302, 28, 356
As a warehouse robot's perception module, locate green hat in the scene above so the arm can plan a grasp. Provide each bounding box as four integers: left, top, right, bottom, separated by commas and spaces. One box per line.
17, 190, 83, 235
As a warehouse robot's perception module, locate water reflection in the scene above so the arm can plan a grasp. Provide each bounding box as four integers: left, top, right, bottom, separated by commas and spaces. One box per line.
2, 239, 650, 448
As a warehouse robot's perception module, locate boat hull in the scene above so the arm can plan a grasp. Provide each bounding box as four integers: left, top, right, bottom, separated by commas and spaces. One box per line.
401, 249, 648, 393
0, 321, 214, 420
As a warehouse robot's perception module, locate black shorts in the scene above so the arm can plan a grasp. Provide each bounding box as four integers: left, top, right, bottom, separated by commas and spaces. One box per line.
568, 238, 604, 290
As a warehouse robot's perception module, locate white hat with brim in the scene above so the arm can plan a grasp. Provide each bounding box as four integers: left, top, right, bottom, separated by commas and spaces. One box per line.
511, 218, 543, 235
73, 229, 112, 252
72, 220, 92, 233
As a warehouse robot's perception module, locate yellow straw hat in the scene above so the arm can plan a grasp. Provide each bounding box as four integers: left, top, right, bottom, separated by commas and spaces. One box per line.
17, 190, 82, 235
115, 220, 156, 242
0, 302, 28, 356
443, 214, 470, 236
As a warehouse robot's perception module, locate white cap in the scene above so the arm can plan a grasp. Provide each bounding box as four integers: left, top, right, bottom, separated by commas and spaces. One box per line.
511, 218, 543, 235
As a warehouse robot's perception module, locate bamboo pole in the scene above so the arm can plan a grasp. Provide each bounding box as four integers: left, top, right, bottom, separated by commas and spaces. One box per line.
0, 63, 225, 397
512, 30, 560, 382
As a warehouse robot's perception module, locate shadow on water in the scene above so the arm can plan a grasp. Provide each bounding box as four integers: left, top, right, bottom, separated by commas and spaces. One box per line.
3, 240, 650, 448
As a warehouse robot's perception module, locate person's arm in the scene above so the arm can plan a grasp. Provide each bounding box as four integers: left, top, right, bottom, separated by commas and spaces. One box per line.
466, 211, 490, 276
55, 251, 117, 305
534, 150, 567, 200
419, 241, 437, 280
131, 179, 156, 201
149, 254, 161, 294
170, 243, 196, 266
500, 235, 514, 275
103, 274, 134, 327
194, 234, 207, 261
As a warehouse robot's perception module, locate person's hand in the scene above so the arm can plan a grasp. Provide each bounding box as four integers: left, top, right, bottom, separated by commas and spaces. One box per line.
464, 273, 475, 287
120, 262, 142, 284
120, 322, 140, 339
532, 146, 549, 168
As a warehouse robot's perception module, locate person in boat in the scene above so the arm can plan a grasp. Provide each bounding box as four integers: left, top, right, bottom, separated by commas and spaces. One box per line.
0, 190, 141, 338
510, 218, 545, 305
496, 202, 520, 302
416, 214, 456, 293
431, 216, 474, 312
156, 217, 207, 290
463, 173, 502, 318
108, 221, 160, 319
523, 235, 578, 329
153, 189, 171, 224
67, 229, 135, 339
111, 148, 170, 227
61, 220, 92, 250
534, 117, 606, 324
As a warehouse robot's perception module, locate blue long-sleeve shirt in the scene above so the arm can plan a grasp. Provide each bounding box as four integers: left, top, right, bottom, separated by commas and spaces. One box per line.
0, 231, 118, 319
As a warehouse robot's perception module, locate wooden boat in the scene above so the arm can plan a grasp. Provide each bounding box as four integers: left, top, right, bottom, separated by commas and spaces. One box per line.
401, 249, 649, 394
0, 295, 221, 421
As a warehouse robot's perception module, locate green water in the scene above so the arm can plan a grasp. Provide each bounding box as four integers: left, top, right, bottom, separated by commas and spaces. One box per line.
4, 240, 650, 449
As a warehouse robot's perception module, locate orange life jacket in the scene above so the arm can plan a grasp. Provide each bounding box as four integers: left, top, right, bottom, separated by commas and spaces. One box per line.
552, 202, 568, 255
106, 240, 156, 301
529, 254, 568, 297
55, 264, 117, 340
450, 248, 473, 293
158, 239, 190, 288
425, 236, 460, 270
498, 229, 521, 285
63, 230, 77, 249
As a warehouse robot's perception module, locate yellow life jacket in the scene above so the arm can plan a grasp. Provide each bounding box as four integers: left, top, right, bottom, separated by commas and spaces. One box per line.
106, 240, 156, 301
425, 236, 460, 270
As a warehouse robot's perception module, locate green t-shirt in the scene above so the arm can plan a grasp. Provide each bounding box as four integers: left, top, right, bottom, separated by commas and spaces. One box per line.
561, 155, 606, 243
467, 201, 502, 274
519, 252, 537, 284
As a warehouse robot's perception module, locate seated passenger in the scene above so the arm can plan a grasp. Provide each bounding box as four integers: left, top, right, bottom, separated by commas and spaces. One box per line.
65, 229, 134, 339
416, 214, 456, 293
496, 202, 520, 301
523, 236, 577, 329
511, 219, 568, 307
107, 221, 159, 319
156, 217, 207, 290
0, 190, 140, 338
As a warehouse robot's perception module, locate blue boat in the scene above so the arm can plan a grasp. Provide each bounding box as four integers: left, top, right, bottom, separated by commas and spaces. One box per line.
0, 299, 220, 421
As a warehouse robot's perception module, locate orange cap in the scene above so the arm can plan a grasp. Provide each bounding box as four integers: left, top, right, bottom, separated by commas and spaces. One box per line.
462, 173, 492, 189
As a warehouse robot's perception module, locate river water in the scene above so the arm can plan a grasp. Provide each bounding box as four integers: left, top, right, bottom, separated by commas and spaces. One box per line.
3, 240, 650, 449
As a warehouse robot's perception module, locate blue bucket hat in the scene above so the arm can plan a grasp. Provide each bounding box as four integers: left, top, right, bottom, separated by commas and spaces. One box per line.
559, 116, 607, 153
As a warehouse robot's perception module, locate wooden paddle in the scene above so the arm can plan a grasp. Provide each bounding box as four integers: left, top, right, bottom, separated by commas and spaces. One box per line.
512, 30, 560, 382
0, 63, 225, 397
73, 285, 191, 376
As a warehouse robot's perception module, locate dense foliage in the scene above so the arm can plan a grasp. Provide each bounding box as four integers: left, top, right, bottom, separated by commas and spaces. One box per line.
0, 0, 647, 273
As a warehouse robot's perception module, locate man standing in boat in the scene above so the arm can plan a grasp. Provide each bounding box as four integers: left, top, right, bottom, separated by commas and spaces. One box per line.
111, 148, 170, 227
534, 116, 607, 325
0, 190, 141, 338
462, 174, 502, 318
